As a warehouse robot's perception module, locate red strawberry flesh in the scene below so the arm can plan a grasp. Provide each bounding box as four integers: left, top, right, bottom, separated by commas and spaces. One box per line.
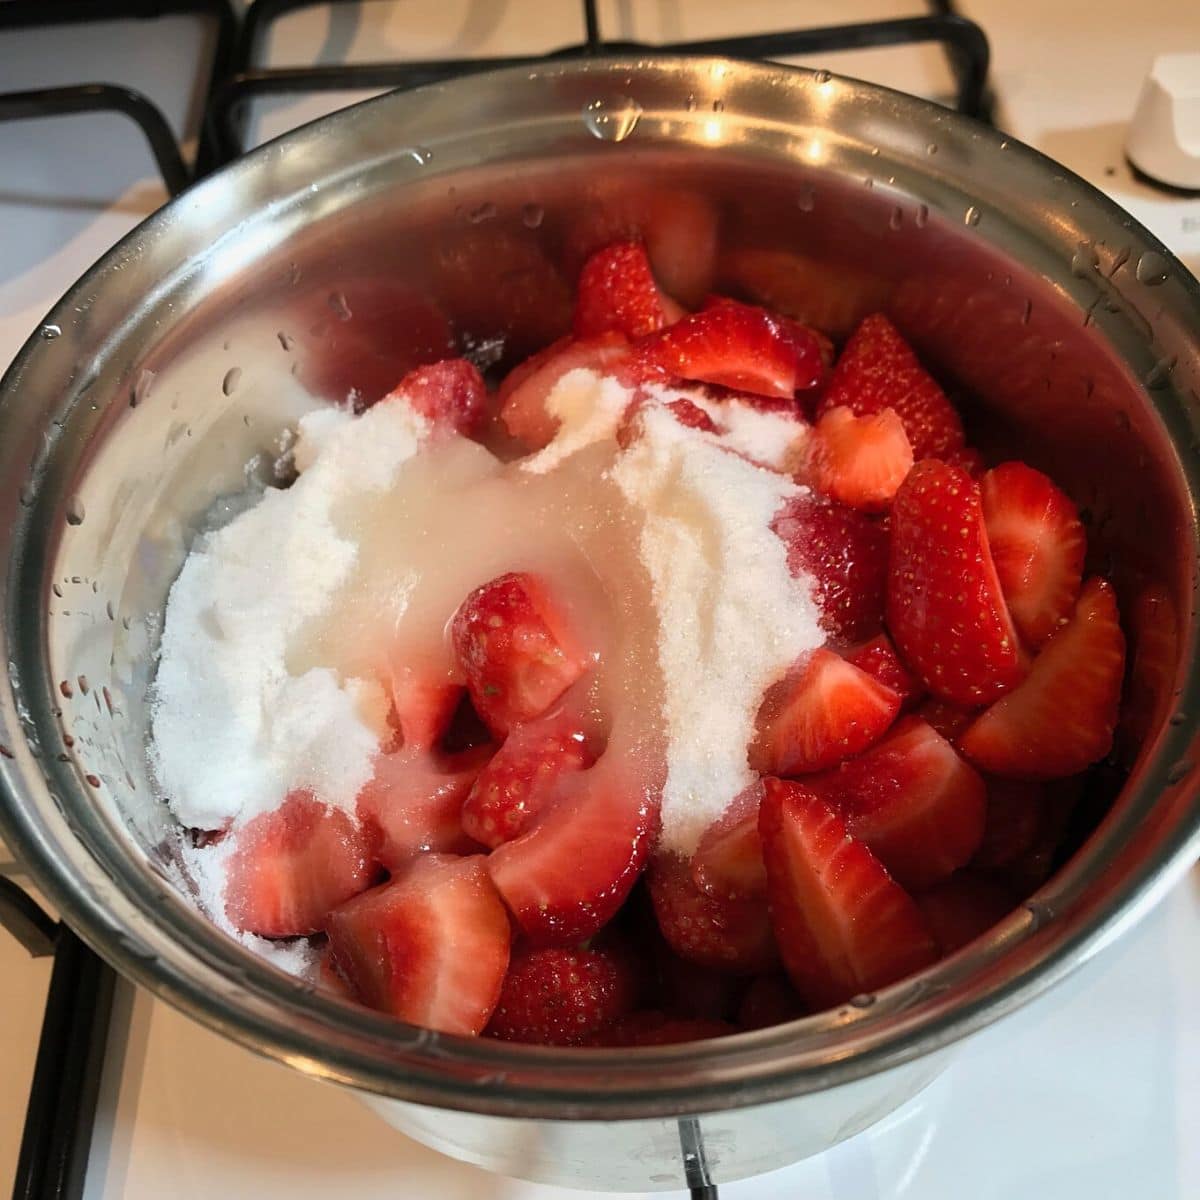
573, 241, 678, 340
806, 405, 914, 513
383, 358, 488, 436
691, 782, 768, 901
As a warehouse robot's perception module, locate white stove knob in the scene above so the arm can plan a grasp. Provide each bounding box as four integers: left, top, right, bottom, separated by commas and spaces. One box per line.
1126, 53, 1200, 189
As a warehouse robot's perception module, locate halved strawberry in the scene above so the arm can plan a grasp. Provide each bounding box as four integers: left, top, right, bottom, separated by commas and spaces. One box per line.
615, 396, 717, 449
224, 791, 373, 937
326, 854, 511, 1034
915, 697, 976, 743
691, 782, 767, 901
887, 460, 1025, 705
486, 942, 639, 1045
972, 779, 1044, 869
461, 709, 593, 849
573, 241, 683, 339
959, 577, 1125, 780
636, 301, 823, 399
486, 755, 657, 945
383, 358, 488, 436
647, 854, 777, 973
771, 495, 889, 642
737, 974, 804, 1029
385, 664, 461, 753
750, 649, 901, 776
355, 746, 489, 868
807, 717, 986, 890
591, 1012, 738, 1046
498, 332, 632, 450
819, 313, 964, 459
758, 779, 939, 1009
805, 406, 914, 513
450, 572, 592, 737
980, 462, 1087, 648
915, 874, 1015, 954
844, 632, 924, 708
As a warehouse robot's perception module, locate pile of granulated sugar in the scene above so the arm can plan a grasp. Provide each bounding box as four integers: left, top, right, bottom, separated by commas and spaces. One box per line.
612, 403, 825, 857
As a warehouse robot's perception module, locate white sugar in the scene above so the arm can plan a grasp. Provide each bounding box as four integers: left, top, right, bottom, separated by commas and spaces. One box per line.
521, 368, 632, 474
688, 392, 809, 472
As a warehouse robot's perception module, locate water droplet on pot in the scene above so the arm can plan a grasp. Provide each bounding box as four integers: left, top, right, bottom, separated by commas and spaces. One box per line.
327, 292, 352, 321
863, 177, 874, 190
925, 142, 938, 156
40, 324, 61, 340
1023, 899, 1053, 930
1021, 298, 1033, 325
467, 201, 497, 224
406, 145, 432, 165
1145, 355, 1177, 390
105, 599, 115, 621
18, 484, 34, 508
1135, 250, 1169, 286
521, 203, 544, 229
0, 744, 12, 759
221, 367, 242, 396
1071, 241, 1098, 276
915, 204, 929, 228
685, 94, 697, 112
813, 69, 832, 84
65, 496, 85, 526
277, 331, 294, 351
849, 992, 877, 1008
60, 680, 74, 698
796, 187, 816, 213
85, 773, 101, 788
1169, 711, 1187, 726
1167, 759, 1192, 784
889, 207, 903, 231
289, 262, 302, 286
582, 96, 643, 142
964, 205, 981, 226
869, 146, 880, 157
130, 368, 154, 408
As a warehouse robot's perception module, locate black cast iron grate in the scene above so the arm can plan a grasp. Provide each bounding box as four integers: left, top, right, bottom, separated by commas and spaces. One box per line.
0, 3, 992, 1197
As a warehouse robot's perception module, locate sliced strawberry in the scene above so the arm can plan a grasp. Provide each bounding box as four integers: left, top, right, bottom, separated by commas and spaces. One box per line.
758, 779, 939, 1009
326, 854, 511, 1034
591, 1012, 738, 1046
737, 974, 804, 1029
972, 779, 1044, 869
498, 332, 631, 450
615, 395, 718, 450
636, 301, 822, 399
385, 664, 461, 753
461, 709, 593, 849
691, 782, 767, 901
915, 697, 976, 743
486, 755, 657, 945
819, 313, 964, 459
486, 943, 639, 1045
655, 954, 745, 1022
316, 946, 357, 1001
647, 854, 777, 973
998, 786, 1080, 894
573, 241, 681, 340
450, 572, 592, 737
915, 874, 1015, 954
959, 577, 1125, 780
224, 791, 372, 937
844, 632, 924, 708
750, 649, 901, 776
945, 446, 985, 477
805, 406, 914, 513
383, 358, 488, 436
355, 746, 489, 868
980, 462, 1087, 648
771, 495, 889, 642
807, 717, 986, 890
887, 459, 1025, 705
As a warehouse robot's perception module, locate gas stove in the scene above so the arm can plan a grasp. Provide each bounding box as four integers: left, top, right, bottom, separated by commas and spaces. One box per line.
1, 3, 1198, 1198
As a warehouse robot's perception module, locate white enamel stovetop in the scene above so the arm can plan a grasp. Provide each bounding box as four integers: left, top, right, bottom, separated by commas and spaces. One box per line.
1, 3, 1197, 1197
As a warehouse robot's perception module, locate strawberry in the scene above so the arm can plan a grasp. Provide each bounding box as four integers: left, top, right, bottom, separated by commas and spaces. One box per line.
915, 874, 1015, 954
326, 854, 511, 1034
819, 313, 964, 459
915, 697, 976, 742
972, 779, 1044, 869
805, 406, 914, 513
385, 664, 461, 753
461, 709, 593, 849
383, 358, 488, 436
737, 974, 804, 1029
636, 301, 823, 399
591, 1012, 737, 1046
701, 296, 828, 381
615, 395, 718, 450
486, 943, 639, 1045
316, 946, 356, 1001
691, 783, 767, 902
771, 495, 889, 641
486, 755, 658, 945
224, 791, 373, 937
844, 632, 924, 708
573, 241, 683, 339
655, 953, 745, 1022
498, 332, 632, 450
998, 786, 1079, 894
980, 462, 1087, 648
959, 577, 1125, 780
758, 779, 939, 1009
945, 446, 985, 477
750, 649, 901, 776
450, 572, 592, 737
807, 717, 986, 890
355, 746, 489, 868
647, 854, 777, 973
887, 459, 1025, 705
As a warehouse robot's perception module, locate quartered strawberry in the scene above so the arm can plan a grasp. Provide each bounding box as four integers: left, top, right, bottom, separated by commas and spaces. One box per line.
737, 973, 805, 1029
915, 874, 1015, 954
887, 459, 1025, 705
980, 462, 1087, 648
383, 358, 488, 436
591, 1012, 738, 1046
487, 755, 658, 945
758, 779, 939, 1009
450, 572, 592, 737
385, 664, 462, 753
691, 783, 767, 901
771, 494, 889, 641
959, 577, 1125, 780
615, 395, 717, 449
805, 405, 914, 513
498, 332, 632, 450
461, 708, 593, 849
648, 854, 777, 973
750, 649, 901, 776
844, 632, 924, 708
355, 746, 489, 868
819, 313, 964, 459
972, 778, 1044, 869
224, 791, 373, 938
486, 942, 639, 1045
326, 854, 511, 1035
573, 241, 683, 340
807, 717, 986, 890
636, 301, 823, 399
316, 946, 356, 1001
915, 697, 976, 743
